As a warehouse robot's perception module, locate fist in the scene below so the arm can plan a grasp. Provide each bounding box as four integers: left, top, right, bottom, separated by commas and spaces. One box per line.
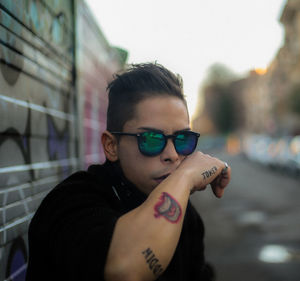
178, 151, 231, 198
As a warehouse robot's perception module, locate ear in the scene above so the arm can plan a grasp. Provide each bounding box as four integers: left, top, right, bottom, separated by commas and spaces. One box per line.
101, 131, 119, 162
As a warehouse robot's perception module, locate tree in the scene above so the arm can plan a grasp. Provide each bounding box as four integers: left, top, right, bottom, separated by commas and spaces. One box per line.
201, 63, 238, 134
203, 63, 237, 88
288, 85, 300, 115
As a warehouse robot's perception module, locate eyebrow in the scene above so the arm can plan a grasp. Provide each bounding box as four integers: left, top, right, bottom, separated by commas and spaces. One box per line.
138, 127, 191, 134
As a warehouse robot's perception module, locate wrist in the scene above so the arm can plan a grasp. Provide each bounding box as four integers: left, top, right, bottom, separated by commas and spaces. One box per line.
171, 167, 194, 192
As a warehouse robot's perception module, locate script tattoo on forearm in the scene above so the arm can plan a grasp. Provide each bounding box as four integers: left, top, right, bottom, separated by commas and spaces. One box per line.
202, 166, 218, 180
154, 192, 182, 223
142, 248, 164, 277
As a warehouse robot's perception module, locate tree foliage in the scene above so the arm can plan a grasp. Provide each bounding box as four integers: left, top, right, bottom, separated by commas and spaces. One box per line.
202, 63, 238, 134
289, 85, 300, 115
203, 63, 237, 88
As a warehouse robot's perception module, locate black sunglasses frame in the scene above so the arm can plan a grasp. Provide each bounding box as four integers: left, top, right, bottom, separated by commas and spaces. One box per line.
110, 131, 200, 156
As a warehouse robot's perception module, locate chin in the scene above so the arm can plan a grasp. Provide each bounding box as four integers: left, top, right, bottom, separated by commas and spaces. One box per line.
142, 185, 156, 196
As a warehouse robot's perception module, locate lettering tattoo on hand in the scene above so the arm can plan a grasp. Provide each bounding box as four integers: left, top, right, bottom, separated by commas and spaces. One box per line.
202, 166, 218, 180
142, 248, 164, 277
154, 192, 182, 223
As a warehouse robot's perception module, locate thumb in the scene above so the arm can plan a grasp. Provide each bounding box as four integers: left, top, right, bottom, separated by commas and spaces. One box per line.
211, 166, 231, 198
211, 184, 226, 198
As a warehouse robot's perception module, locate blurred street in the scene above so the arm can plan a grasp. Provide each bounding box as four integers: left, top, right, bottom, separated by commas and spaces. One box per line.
191, 149, 300, 281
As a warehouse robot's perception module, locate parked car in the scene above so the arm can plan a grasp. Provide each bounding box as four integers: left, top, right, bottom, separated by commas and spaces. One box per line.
242, 134, 300, 177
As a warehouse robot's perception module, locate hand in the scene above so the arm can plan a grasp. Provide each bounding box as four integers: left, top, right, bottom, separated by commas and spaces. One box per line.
210, 162, 231, 198
177, 151, 231, 198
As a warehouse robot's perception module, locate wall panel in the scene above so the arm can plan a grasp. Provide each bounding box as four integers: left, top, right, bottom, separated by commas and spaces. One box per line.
0, 0, 76, 280
0, 0, 125, 279
76, 0, 122, 168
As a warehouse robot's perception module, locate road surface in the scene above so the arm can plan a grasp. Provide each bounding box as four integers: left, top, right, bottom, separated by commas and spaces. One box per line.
191, 150, 300, 281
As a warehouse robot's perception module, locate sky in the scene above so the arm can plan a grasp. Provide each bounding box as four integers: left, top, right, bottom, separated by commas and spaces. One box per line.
85, 0, 287, 118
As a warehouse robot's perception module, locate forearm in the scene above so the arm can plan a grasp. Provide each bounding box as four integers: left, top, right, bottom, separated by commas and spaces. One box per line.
104, 170, 191, 281
104, 151, 231, 281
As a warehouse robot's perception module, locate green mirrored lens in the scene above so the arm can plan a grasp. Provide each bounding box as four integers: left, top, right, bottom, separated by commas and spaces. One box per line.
139, 132, 165, 155
175, 133, 197, 155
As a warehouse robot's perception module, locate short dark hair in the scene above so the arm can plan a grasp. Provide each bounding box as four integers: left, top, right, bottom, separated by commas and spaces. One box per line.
106, 63, 186, 132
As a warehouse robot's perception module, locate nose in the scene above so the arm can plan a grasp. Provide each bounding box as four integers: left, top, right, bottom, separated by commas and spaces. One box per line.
160, 139, 179, 163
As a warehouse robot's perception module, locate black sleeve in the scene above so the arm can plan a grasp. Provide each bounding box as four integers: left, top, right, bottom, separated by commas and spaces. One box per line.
52, 203, 120, 280
28, 172, 122, 281
186, 202, 216, 281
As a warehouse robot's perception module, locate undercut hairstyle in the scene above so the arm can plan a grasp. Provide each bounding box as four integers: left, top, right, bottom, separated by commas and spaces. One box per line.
106, 63, 187, 132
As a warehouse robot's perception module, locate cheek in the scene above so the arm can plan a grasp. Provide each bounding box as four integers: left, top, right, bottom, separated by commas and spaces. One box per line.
119, 158, 153, 191
117, 138, 139, 160
118, 148, 158, 188
118, 144, 146, 176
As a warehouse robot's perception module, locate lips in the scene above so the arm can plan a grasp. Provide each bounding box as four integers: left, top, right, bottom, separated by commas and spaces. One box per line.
154, 173, 170, 183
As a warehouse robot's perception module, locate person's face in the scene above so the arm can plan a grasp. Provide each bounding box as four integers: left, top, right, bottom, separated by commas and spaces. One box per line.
117, 95, 190, 195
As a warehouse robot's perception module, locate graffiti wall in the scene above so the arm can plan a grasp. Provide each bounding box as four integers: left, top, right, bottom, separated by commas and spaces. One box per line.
76, 0, 122, 168
0, 0, 76, 279
0, 0, 124, 280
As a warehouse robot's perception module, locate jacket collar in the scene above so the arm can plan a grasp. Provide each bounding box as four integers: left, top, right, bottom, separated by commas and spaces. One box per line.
88, 160, 147, 213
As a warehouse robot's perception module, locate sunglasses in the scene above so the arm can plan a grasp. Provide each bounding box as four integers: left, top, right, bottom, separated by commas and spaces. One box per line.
111, 130, 200, 156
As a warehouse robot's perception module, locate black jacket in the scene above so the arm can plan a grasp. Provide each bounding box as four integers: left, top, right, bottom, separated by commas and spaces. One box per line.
26, 161, 214, 281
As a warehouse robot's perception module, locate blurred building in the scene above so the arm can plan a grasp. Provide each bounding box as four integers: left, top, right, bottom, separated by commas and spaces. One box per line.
193, 0, 300, 136
240, 0, 300, 136
269, 0, 300, 135
240, 70, 274, 135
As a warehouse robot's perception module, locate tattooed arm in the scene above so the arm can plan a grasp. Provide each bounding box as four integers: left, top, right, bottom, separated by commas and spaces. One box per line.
104, 152, 231, 281
104, 173, 190, 281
